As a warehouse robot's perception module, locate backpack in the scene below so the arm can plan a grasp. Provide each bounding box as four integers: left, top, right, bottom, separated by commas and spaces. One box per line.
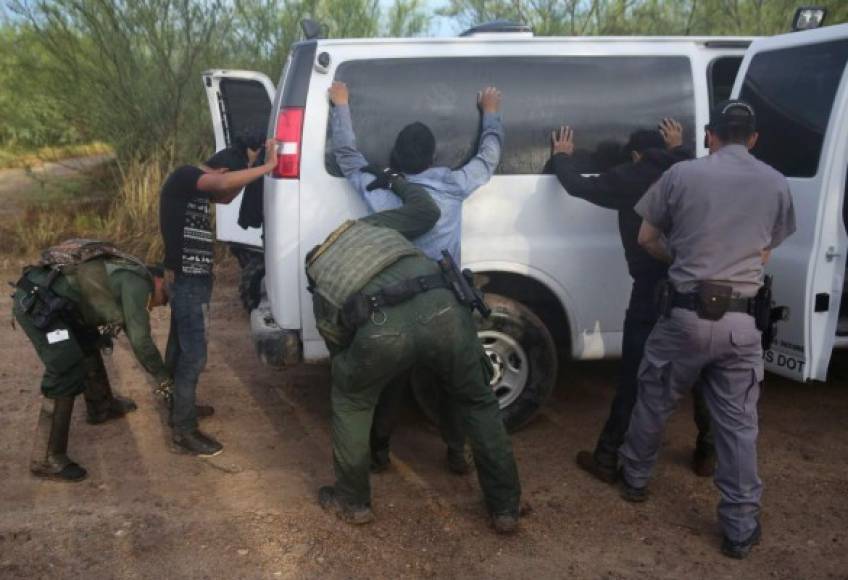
38, 238, 145, 270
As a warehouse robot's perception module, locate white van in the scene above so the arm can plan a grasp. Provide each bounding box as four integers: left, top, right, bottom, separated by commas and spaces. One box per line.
730, 22, 848, 383
202, 22, 846, 429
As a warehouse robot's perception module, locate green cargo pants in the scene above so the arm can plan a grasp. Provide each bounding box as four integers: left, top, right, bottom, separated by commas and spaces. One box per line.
330, 286, 521, 516
13, 287, 88, 398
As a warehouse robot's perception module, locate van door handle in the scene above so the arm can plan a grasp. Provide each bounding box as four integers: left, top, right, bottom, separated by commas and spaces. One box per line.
825, 246, 841, 261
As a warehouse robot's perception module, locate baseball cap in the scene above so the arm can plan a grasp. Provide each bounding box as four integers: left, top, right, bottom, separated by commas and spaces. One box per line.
707, 99, 756, 131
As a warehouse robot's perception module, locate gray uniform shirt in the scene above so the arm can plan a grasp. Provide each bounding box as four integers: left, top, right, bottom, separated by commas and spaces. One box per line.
635, 144, 796, 297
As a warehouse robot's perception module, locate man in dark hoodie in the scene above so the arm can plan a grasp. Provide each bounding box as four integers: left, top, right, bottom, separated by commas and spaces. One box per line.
549, 119, 715, 483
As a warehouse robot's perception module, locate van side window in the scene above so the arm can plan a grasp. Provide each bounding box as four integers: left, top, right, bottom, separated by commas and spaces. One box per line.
708, 56, 743, 108
326, 56, 695, 176
741, 39, 848, 178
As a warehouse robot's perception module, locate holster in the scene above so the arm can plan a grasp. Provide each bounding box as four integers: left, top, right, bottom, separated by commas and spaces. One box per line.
695, 282, 733, 321
15, 268, 73, 331
654, 279, 673, 318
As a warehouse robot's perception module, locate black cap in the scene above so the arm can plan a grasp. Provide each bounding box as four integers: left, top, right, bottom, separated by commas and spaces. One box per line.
707, 99, 756, 131
390, 122, 436, 174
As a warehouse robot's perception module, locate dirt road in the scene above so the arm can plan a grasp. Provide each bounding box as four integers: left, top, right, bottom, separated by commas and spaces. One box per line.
1, 264, 846, 579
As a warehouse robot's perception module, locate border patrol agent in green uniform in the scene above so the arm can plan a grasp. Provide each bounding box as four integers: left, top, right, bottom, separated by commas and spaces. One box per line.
307, 173, 522, 534
12, 246, 171, 482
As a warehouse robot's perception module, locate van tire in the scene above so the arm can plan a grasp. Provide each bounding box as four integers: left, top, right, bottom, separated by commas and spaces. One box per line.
412, 294, 558, 433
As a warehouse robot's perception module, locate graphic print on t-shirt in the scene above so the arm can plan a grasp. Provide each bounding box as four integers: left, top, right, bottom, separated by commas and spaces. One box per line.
182, 197, 213, 275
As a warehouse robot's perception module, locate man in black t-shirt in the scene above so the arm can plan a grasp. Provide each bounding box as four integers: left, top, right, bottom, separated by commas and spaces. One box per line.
159, 140, 277, 456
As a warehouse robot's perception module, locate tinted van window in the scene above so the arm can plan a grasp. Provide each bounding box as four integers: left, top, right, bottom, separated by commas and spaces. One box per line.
219, 78, 271, 145
741, 39, 848, 178
709, 56, 743, 108
327, 56, 695, 175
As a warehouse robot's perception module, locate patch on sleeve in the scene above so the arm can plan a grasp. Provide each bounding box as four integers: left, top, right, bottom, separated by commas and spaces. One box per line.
46, 329, 70, 344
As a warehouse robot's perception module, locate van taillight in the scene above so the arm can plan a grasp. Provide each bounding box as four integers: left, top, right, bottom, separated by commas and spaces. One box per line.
273, 107, 304, 178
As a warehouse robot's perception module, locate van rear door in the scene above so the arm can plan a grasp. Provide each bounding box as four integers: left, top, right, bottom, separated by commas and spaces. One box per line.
733, 25, 848, 381
201, 70, 276, 248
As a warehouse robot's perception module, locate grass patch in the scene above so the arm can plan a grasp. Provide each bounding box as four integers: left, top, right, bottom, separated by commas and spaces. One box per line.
0, 142, 113, 170
0, 151, 233, 266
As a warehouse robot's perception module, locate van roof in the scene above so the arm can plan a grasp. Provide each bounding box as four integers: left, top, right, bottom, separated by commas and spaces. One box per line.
311, 35, 754, 48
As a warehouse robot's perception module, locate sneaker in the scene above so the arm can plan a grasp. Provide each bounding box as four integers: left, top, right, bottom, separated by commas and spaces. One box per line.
446, 447, 472, 475
618, 471, 648, 503
318, 486, 375, 525
31, 461, 88, 482
721, 523, 762, 559
491, 512, 519, 535
172, 430, 223, 457
692, 447, 716, 478
576, 450, 617, 484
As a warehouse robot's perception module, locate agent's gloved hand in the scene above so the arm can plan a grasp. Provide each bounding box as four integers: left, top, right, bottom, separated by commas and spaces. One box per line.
362, 164, 404, 192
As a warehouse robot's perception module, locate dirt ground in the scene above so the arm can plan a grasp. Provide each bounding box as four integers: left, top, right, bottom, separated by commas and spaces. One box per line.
1, 262, 847, 580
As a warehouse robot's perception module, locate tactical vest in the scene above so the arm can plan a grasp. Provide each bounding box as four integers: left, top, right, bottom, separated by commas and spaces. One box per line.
306, 220, 420, 349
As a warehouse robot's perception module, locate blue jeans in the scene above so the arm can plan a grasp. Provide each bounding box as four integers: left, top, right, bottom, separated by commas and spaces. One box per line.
165, 275, 212, 434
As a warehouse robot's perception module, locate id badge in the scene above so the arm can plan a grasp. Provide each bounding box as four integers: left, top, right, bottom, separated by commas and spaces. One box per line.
46, 328, 70, 344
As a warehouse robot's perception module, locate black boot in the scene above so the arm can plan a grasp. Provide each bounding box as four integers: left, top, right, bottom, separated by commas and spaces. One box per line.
370, 435, 391, 473
318, 486, 375, 525
31, 397, 87, 482
576, 450, 618, 484
87, 395, 138, 425
721, 522, 762, 559
692, 446, 717, 478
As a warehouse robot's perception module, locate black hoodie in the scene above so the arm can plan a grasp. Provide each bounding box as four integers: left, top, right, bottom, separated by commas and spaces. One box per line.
551, 147, 692, 282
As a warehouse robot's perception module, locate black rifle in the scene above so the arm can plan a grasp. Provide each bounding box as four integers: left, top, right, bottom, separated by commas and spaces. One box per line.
437, 250, 491, 319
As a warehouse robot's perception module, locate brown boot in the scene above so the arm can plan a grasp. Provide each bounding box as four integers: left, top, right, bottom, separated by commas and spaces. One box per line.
31, 397, 87, 482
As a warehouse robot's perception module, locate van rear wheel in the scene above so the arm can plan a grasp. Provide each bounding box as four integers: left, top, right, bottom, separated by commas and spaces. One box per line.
412, 294, 558, 433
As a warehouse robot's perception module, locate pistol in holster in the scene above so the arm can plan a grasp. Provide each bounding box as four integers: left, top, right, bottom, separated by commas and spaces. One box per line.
654, 279, 674, 318
438, 250, 491, 319
752, 275, 789, 351
14, 268, 73, 331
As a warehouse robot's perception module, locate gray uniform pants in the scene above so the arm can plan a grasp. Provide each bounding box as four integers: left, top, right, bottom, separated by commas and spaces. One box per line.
619, 308, 763, 543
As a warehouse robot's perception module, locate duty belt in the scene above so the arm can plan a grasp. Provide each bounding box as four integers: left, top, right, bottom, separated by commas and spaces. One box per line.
672, 292, 754, 315
341, 273, 448, 328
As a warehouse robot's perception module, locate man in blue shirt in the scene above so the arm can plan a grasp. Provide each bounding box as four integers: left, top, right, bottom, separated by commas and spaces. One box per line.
329, 80, 503, 473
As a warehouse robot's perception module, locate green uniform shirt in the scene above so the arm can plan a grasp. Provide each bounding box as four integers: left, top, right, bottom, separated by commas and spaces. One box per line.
25, 260, 168, 382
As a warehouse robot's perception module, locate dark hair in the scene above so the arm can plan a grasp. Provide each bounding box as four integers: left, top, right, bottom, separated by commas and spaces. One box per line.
204, 147, 248, 172
390, 122, 436, 174
624, 129, 665, 156
714, 123, 755, 145
146, 264, 165, 278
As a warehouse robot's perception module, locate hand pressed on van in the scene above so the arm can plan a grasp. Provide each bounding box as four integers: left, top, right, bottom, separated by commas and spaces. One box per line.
659, 118, 683, 149
478, 86, 501, 114
329, 81, 349, 106
551, 126, 575, 156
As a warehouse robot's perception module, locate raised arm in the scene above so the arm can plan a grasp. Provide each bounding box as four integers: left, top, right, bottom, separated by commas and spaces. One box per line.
196, 140, 278, 204
550, 126, 628, 210
329, 82, 395, 211
446, 87, 504, 198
